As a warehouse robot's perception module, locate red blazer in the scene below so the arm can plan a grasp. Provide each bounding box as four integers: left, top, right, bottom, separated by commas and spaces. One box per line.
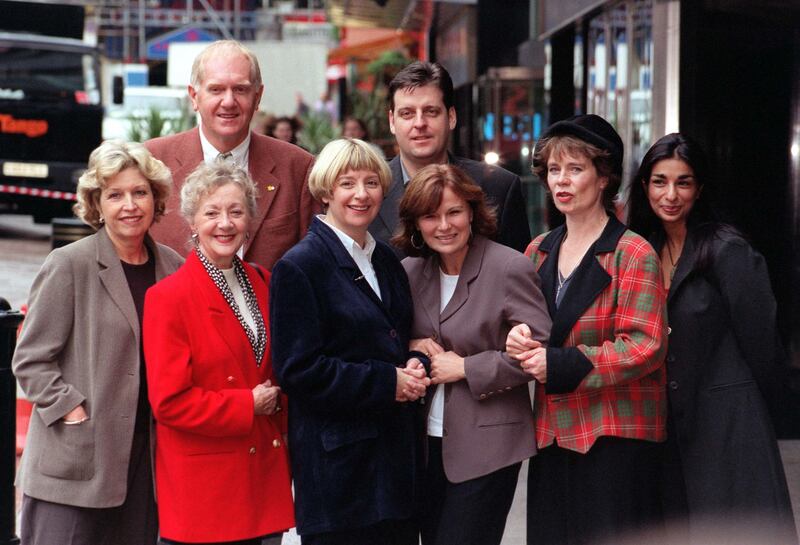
143, 251, 293, 542
527, 217, 668, 454
145, 128, 319, 270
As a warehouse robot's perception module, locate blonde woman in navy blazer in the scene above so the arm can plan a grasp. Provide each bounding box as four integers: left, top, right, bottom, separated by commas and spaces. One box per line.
394, 164, 551, 545
270, 139, 430, 545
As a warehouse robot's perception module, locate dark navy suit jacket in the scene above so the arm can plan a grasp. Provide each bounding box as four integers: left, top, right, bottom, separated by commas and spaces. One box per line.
269, 217, 421, 535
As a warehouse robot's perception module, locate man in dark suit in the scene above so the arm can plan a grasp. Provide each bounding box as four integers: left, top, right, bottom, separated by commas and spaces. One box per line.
369, 61, 530, 255
146, 40, 317, 270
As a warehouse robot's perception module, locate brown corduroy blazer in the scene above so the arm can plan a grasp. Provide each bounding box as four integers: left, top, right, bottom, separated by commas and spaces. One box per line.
145, 128, 319, 270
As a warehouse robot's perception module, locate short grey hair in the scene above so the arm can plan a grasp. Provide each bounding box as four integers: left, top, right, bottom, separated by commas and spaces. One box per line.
180, 162, 258, 223
74, 140, 172, 229
190, 40, 262, 89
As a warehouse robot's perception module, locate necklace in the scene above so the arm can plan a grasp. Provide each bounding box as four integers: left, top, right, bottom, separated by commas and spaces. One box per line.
556, 270, 567, 301
665, 241, 679, 280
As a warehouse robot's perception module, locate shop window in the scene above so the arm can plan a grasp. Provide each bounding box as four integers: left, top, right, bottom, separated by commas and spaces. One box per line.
629, 0, 653, 177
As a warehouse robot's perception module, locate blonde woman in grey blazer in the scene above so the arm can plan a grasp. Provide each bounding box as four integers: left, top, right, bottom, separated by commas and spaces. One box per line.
395, 164, 551, 545
12, 141, 183, 545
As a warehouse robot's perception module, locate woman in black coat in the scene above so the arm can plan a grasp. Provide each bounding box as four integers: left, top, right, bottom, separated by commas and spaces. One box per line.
628, 133, 796, 542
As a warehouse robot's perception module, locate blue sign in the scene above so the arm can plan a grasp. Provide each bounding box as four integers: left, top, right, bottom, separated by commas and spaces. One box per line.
146, 27, 218, 60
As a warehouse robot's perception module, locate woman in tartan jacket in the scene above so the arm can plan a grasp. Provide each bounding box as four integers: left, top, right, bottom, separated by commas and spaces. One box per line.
507, 115, 669, 545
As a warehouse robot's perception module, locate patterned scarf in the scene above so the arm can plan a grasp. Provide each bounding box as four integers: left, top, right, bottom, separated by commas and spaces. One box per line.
195, 249, 267, 365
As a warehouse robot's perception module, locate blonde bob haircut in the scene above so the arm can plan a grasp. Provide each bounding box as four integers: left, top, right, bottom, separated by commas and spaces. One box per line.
190, 40, 262, 89
308, 138, 391, 203
180, 162, 258, 223
74, 140, 172, 229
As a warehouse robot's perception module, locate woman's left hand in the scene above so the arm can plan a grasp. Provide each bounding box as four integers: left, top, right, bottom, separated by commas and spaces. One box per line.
430, 351, 466, 385
520, 347, 547, 383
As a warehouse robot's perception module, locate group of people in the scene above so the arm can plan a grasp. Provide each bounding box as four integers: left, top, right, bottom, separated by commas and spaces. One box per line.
11, 39, 797, 545
251, 95, 377, 154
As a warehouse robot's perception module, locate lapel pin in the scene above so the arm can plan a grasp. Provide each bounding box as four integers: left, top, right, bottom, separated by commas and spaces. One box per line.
266, 184, 276, 191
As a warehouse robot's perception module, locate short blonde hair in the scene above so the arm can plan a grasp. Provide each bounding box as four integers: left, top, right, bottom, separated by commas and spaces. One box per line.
74, 140, 172, 229
308, 138, 391, 202
180, 162, 258, 223
190, 40, 262, 88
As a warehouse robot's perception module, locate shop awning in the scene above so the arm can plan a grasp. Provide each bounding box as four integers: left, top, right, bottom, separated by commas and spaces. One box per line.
325, 0, 430, 30
327, 31, 417, 62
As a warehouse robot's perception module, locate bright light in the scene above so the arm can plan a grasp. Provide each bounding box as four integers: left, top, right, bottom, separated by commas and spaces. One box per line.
484, 151, 500, 165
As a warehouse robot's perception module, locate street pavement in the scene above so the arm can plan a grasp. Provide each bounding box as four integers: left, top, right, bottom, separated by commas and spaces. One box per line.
283, 444, 800, 544
2, 214, 799, 544
0, 214, 50, 310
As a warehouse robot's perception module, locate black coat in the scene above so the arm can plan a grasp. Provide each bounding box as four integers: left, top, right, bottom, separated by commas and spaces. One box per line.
659, 228, 796, 539
269, 218, 421, 536
369, 154, 531, 256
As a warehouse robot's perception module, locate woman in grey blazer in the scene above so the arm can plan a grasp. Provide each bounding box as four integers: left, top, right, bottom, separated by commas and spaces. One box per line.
12, 140, 183, 545
394, 164, 551, 545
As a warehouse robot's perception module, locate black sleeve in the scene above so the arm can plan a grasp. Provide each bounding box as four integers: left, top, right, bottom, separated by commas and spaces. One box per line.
497, 174, 531, 253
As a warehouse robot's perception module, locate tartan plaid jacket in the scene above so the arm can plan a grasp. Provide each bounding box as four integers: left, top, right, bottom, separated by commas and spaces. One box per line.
526, 216, 668, 454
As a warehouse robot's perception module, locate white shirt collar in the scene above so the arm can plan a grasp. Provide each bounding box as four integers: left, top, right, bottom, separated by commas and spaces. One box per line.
319, 214, 377, 261
199, 125, 251, 168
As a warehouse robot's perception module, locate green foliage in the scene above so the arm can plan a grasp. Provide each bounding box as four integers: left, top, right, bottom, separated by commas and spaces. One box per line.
347, 88, 389, 144
297, 111, 339, 155
366, 50, 411, 84
348, 50, 412, 144
126, 107, 196, 142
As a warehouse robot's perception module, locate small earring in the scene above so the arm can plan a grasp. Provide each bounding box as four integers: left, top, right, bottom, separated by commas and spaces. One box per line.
99, 216, 105, 224
410, 230, 425, 250
191, 232, 199, 247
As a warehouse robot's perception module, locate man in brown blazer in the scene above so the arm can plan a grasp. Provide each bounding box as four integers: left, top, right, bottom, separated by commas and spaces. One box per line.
145, 40, 318, 270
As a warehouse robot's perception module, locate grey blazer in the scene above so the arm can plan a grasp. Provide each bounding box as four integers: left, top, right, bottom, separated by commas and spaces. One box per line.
402, 236, 551, 483
13, 227, 183, 508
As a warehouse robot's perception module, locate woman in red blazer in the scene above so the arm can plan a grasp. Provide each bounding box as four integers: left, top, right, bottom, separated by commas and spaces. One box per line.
507, 115, 668, 545
143, 162, 293, 544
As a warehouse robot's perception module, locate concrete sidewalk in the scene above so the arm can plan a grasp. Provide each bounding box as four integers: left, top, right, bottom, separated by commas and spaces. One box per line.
14, 441, 800, 544
279, 439, 800, 544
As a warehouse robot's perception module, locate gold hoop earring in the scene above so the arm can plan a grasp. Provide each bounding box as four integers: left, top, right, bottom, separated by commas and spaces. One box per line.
410, 230, 425, 250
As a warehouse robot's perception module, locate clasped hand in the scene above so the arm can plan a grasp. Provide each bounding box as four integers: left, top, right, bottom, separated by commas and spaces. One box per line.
252, 379, 282, 415
396, 358, 430, 402
506, 323, 547, 383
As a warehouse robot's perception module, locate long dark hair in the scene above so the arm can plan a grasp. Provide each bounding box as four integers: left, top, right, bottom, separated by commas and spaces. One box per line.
627, 133, 740, 273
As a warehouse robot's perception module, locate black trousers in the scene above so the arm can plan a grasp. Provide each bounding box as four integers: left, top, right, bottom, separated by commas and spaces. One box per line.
421, 436, 521, 545
301, 519, 418, 545
527, 436, 664, 545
